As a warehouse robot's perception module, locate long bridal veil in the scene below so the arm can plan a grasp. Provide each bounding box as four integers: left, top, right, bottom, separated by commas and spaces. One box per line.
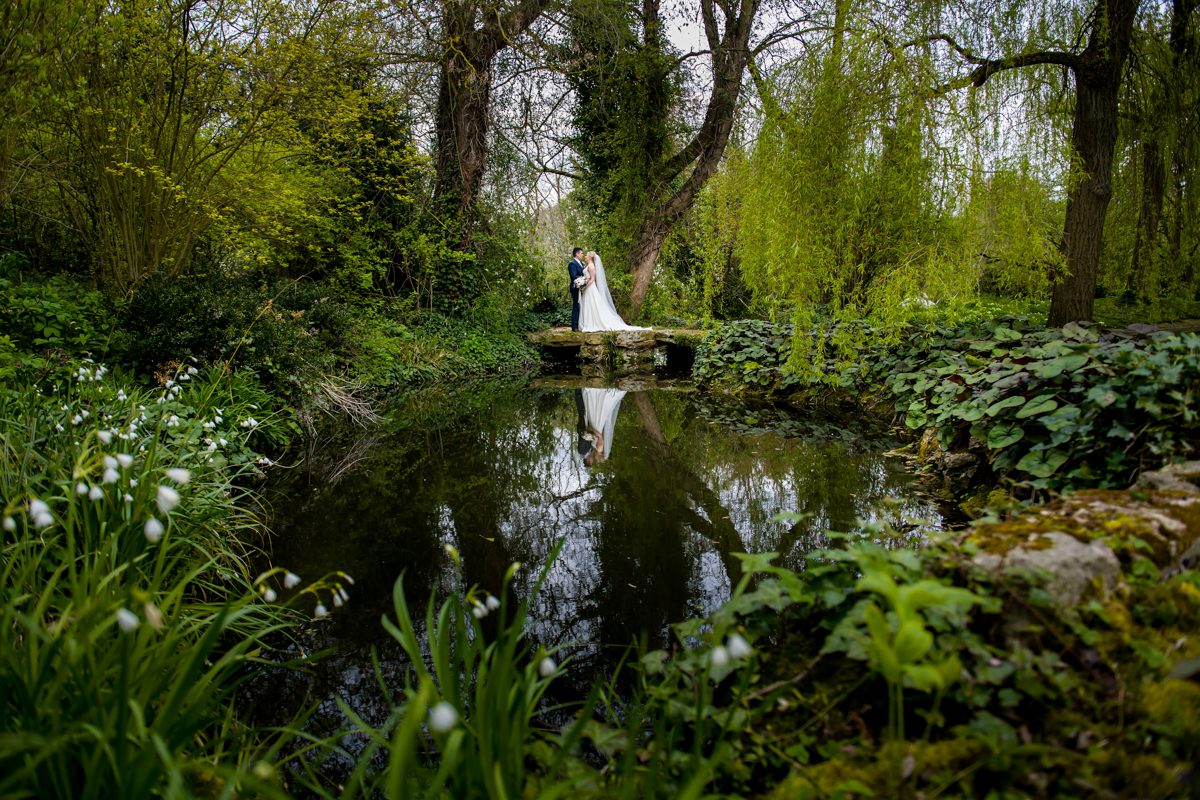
580, 253, 649, 332
582, 387, 625, 460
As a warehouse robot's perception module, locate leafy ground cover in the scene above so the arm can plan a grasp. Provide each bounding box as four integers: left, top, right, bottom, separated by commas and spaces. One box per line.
694, 312, 1200, 491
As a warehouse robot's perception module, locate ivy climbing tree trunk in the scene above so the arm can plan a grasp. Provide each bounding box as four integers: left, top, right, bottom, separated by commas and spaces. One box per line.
623, 0, 760, 319
433, 0, 549, 249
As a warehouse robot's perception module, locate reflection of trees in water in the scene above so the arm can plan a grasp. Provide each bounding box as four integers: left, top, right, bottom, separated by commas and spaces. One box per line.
258, 382, 943, 751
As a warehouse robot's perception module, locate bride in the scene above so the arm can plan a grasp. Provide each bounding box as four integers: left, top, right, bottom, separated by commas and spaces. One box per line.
579, 252, 649, 332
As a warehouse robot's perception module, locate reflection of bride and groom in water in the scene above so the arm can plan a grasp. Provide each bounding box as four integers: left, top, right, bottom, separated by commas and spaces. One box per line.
573, 388, 624, 466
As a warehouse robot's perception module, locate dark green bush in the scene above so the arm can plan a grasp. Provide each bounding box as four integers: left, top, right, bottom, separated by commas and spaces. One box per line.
695, 315, 1200, 489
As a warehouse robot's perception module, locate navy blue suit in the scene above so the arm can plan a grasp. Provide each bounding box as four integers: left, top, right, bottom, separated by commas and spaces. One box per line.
568, 257, 585, 331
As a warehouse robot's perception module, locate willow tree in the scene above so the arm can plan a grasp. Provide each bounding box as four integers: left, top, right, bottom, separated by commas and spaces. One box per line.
736, 0, 951, 357
567, 0, 762, 318
917, 0, 1141, 324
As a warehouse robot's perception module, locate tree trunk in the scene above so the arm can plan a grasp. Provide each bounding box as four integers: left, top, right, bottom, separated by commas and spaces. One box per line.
1128, 139, 1164, 299
434, 47, 492, 248
431, 0, 548, 250
623, 0, 759, 319
1047, 0, 1138, 326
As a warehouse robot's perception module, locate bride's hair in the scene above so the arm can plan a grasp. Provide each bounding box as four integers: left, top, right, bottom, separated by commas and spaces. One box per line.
586, 250, 596, 262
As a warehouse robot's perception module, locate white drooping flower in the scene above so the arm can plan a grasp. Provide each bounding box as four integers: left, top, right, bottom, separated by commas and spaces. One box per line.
29, 499, 49, 517
166, 415, 180, 427
164, 468, 191, 484
33, 512, 53, 529
314, 604, 329, 619
333, 593, 344, 608
129, 478, 138, 487
116, 389, 127, 401
71, 414, 83, 425
156, 486, 180, 514
283, 572, 301, 589
76, 482, 89, 496
471, 604, 487, 620
3, 516, 15, 532
97, 430, 112, 445
102, 468, 119, 484
117, 453, 133, 469
116, 607, 139, 633
727, 634, 752, 660
538, 657, 557, 678
88, 485, 103, 501
485, 595, 501, 611
429, 702, 458, 733
124, 493, 133, 503
104, 456, 118, 470
263, 588, 278, 603
144, 517, 164, 543
338, 587, 349, 603
709, 645, 731, 669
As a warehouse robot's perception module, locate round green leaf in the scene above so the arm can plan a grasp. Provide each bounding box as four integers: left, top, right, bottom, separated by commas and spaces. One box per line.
986, 395, 1026, 416
1016, 449, 1069, 478
987, 424, 1024, 449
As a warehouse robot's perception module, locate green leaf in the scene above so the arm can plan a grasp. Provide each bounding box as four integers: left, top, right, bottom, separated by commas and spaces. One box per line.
1016, 449, 1069, 477
986, 395, 1025, 416
1033, 354, 1089, 378
987, 424, 1023, 449
1015, 394, 1058, 419
893, 619, 933, 663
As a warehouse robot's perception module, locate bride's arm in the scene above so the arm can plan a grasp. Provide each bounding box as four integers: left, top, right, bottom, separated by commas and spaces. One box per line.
586, 262, 596, 286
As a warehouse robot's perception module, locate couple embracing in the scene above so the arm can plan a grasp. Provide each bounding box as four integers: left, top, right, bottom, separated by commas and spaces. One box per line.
567, 247, 648, 333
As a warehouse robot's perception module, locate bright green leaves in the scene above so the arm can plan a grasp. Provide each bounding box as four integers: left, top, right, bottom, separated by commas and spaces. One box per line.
987, 424, 1024, 449
833, 551, 984, 741
1015, 449, 1069, 477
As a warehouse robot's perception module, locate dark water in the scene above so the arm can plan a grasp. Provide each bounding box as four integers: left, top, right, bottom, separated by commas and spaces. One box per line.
260, 378, 943, 694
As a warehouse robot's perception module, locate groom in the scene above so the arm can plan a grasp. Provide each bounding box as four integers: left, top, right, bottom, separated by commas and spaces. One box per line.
567, 247, 586, 331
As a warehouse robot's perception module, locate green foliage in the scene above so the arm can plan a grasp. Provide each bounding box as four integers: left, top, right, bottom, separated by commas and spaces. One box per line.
695, 314, 1200, 489
0, 267, 116, 362
0, 361, 305, 797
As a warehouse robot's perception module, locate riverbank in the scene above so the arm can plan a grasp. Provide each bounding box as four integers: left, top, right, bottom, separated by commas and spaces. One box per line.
3, 275, 1200, 795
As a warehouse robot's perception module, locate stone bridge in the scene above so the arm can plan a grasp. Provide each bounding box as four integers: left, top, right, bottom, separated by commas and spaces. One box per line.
526, 327, 707, 374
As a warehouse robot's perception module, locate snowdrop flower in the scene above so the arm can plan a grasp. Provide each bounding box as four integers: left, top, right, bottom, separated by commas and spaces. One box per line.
97, 430, 112, 445
538, 657, 557, 678
164, 468, 191, 484
485, 595, 501, 611
104, 456, 118, 470
214, 415, 223, 424
88, 485, 103, 501
167, 415, 179, 427
218, 438, 227, 447
472, 604, 487, 620
241, 418, 258, 429
187, 366, 199, 375
156, 485, 180, 513
338, 587, 350, 603
341, 573, 355, 585
256, 457, 272, 466
80, 410, 89, 419
116, 389, 126, 401
283, 572, 301, 589
144, 517, 164, 543
3, 515, 15, 532
29, 499, 49, 517
429, 702, 458, 733
709, 645, 731, 669
33, 513, 53, 529
116, 608, 139, 633
263, 588, 278, 603
156, 396, 166, 405
124, 493, 133, 503
206, 441, 217, 452
727, 634, 752, 660
71, 414, 83, 425
202, 421, 215, 430
102, 468, 120, 484
55, 423, 64, 432
116, 453, 133, 469
314, 604, 329, 619
333, 593, 344, 608
76, 482, 89, 496
129, 478, 138, 487
165, 379, 175, 389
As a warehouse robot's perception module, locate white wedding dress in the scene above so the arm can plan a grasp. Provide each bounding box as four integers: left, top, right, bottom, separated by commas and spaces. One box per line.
578, 254, 650, 332
581, 388, 625, 460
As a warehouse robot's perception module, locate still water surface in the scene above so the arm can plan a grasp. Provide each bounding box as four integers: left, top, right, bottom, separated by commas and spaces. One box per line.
264, 378, 943, 683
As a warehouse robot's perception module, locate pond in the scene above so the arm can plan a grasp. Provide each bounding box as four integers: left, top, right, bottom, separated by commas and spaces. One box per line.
252, 376, 948, 735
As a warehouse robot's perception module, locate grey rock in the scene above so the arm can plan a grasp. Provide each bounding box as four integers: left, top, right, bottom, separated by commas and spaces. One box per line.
1133, 461, 1200, 496
973, 531, 1121, 606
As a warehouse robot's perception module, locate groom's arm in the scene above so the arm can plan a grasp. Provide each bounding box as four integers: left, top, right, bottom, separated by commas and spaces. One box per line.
568, 260, 584, 280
